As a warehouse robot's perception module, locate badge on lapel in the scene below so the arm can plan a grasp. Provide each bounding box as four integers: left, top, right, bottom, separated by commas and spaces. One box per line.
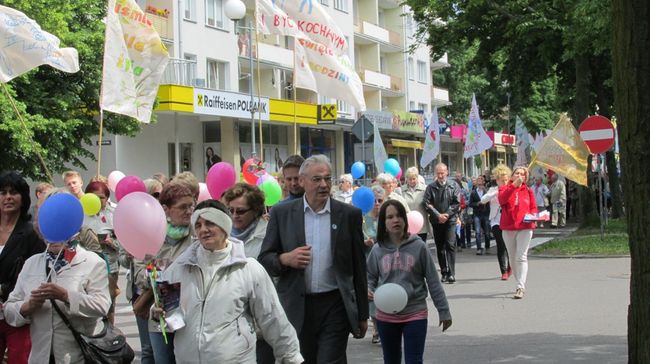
332, 224, 337, 230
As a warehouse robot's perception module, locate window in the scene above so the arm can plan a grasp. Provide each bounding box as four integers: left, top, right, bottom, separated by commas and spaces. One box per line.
337, 99, 349, 114
406, 14, 415, 38
334, 0, 348, 12
417, 60, 427, 83
184, 54, 198, 86
418, 103, 427, 112
320, 0, 329, 6
206, 0, 225, 28
409, 101, 415, 111
206, 59, 228, 90
184, 0, 195, 20
408, 57, 414, 80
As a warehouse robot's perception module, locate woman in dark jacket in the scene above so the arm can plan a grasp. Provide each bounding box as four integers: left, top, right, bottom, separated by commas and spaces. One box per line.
0, 171, 45, 363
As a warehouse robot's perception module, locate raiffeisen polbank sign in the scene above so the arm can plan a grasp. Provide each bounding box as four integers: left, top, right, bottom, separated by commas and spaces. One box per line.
194, 88, 270, 120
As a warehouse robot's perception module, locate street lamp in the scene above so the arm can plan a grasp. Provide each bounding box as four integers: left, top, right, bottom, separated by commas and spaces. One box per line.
225, 0, 256, 157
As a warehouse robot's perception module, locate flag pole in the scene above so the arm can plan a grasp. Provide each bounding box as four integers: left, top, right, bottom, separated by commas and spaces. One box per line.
97, 0, 111, 179
97, 109, 105, 178
292, 48, 298, 155
1, 82, 53, 183
254, 5, 264, 162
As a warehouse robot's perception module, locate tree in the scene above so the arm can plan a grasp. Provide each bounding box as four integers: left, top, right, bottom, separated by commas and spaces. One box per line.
611, 1, 650, 361
0, 1, 142, 182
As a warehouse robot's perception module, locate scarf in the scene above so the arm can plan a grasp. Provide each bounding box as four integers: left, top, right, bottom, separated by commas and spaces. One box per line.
46, 241, 78, 273
165, 223, 190, 245
231, 219, 259, 243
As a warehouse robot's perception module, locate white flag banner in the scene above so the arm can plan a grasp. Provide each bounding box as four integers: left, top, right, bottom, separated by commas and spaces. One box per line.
293, 41, 317, 92
101, 0, 169, 123
420, 107, 440, 168
294, 38, 365, 110
0, 5, 79, 82
373, 120, 388, 172
515, 116, 531, 166
463, 94, 493, 158
257, 0, 348, 54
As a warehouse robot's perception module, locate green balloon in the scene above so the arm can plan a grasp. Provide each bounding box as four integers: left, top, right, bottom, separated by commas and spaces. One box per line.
260, 179, 282, 206
80, 193, 101, 216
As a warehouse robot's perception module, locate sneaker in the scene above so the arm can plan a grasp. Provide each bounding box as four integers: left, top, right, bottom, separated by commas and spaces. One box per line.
501, 272, 509, 280
372, 333, 380, 344
440, 273, 448, 283
476, 248, 484, 255
514, 288, 524, 299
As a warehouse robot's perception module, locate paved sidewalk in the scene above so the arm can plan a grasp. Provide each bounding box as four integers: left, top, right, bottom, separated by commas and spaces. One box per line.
116, 223, 628, 363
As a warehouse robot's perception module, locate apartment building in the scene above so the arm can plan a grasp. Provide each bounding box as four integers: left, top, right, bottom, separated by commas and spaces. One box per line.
79, 0, 463, 184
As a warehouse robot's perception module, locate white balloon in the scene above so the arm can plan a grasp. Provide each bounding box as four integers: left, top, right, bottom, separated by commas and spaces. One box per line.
374, 283, 408, 314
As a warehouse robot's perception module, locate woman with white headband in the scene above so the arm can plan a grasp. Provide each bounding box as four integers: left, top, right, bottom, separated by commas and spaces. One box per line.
159, 199, 303, 363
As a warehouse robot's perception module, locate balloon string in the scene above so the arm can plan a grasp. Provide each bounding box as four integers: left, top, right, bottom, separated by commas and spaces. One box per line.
44, 248, 64, 283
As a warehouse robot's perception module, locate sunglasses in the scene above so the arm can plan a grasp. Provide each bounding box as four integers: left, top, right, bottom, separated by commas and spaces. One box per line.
229, 207, 252, 216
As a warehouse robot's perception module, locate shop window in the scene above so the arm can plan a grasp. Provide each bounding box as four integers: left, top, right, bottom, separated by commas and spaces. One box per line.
203, 122, 221, 143
168, 142, 193, 176
300, 128, 336, 164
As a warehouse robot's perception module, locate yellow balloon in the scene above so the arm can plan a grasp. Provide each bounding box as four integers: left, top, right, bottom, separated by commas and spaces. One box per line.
80, 193, 101, 216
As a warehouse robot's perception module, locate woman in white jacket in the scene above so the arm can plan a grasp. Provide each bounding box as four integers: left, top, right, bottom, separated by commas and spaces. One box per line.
479, 164, 512, 280
160, 199, 303, 364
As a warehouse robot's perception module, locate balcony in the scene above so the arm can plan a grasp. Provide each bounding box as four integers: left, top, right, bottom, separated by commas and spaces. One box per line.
430, 53, 450, 70
161, 58, 198, 87
148, 13, 173, 41
354, 18, 402, 52
238, 31, 293, 70
358, 68, 404, 96
431, 86, 451, 106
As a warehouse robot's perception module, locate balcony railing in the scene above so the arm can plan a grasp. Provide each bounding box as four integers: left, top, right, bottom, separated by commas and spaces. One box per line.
431, 85, 451, 106
389, 75, 402, 92
161, 58, 197, 87
149, 13, 173, 41
354, 18, 402, 49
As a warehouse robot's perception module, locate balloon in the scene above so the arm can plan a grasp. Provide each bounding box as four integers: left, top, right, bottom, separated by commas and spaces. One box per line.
107, 171, 125, 192
198, 182, 211, 203
351, 161, 366, 179
242, 158, 265, 184
384, 158, 400, 177
396, 167, 403, 181
407, 211, 424, 235
115, 175, 147, 202
113, 192, 167, 260
38, 193, 84, 243
351, 186, 375, 214
80, 193, 101, 216
374, 283, 408, 314
206, 162, 236, 199
256, 173, 274, 187
260, 179, 282, 206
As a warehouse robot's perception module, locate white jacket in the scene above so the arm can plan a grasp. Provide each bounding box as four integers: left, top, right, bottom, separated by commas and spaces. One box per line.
4, 247, 111, 364
163, 240, 303, 364
481, 186, 501, 227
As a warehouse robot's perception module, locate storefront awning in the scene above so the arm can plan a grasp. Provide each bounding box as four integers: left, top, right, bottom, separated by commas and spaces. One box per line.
391, 139, 422, 149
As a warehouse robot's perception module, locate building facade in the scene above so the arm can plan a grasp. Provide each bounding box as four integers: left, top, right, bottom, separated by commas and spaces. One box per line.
78, 0, 459, 184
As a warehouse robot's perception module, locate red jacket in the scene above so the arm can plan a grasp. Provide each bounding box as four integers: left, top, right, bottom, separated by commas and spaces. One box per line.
498, 182, 537, 230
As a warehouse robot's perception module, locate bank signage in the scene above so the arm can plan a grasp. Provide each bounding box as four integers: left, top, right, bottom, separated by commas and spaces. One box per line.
193, 88, 270, 120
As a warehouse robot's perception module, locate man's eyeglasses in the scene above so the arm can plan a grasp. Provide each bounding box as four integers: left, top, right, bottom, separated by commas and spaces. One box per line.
309, 175, 333, 184
173, 203, 195, 212
229, 207, 252, 216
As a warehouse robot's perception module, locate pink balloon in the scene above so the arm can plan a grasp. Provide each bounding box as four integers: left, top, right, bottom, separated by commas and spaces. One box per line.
198, 182, 211, 203
107, 171, 125, 192
407, 211, 424, 235
115, 175, 147, 202
113, 192, 166, 260
206, 162, 236, 199
396, 168, 403, 181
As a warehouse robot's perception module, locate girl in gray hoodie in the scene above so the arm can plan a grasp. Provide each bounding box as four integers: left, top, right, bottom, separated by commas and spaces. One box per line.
367, 200, 452, 364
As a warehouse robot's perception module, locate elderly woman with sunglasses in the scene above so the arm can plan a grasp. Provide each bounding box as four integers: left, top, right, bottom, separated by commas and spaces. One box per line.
158, 199, 303, 363
222, 183, 269, 260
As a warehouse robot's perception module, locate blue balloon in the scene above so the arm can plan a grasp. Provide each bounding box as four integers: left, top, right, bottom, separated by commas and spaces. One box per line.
384, 158, 400, 177
38, 193, 84, 243
351, 161, 366, 179
352, 186, 375, 214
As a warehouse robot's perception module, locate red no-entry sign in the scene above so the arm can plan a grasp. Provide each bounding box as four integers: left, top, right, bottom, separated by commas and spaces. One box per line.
578, 115, 615, 154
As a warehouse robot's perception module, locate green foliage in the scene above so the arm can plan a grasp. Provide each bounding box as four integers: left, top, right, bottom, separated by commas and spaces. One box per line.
405, 0, 611, 134
0, 0, 143, 181
532, 218, 628, 255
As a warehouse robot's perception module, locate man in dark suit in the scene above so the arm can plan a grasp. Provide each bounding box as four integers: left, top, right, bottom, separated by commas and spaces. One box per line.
259, 155, 368, 363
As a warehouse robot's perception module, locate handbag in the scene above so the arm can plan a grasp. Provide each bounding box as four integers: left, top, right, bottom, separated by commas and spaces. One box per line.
46, 262, 134, 364
51, 300, 135, 364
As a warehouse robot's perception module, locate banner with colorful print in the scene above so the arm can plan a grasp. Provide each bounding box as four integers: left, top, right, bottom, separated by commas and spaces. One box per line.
463, 94, 493, 158
101, 0, 169, 123
0, 5, 79, 82
420, 107, 440, 168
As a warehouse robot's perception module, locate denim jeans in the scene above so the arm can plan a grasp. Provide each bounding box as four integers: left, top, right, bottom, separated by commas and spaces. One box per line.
150, 331, 175, 364
473, 215, 490, 249
376, 319, 428, 364
135, 316, 154, 364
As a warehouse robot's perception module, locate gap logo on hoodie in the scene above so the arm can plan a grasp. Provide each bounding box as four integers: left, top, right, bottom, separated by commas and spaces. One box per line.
381, 252, 415, 273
